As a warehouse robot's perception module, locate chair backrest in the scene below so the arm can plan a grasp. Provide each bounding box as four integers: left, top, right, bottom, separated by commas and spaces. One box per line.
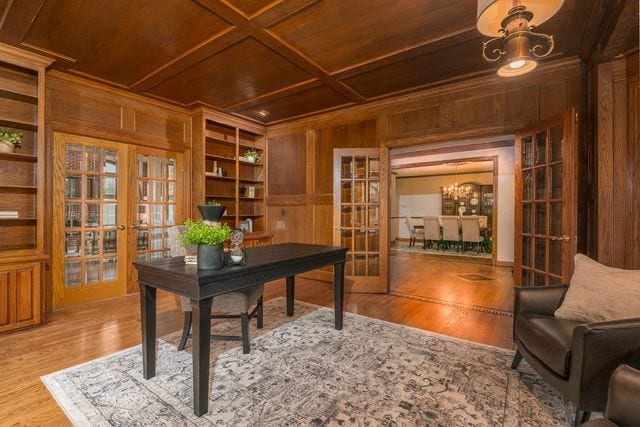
166, 225, 196, 257
423, 216, 440, 240
404, 216, 415, 234
461, 217, 481, 243
440, 216, 460, 241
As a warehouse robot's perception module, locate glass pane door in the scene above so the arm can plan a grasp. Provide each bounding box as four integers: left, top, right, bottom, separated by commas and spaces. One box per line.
134, 153, 178, 262
53, 134, 128, 308
515, 110, 577, 286
334, 149, 385, 292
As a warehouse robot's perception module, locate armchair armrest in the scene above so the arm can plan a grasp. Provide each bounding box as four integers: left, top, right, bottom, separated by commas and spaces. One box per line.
569, 318, 640, 410
514, 284, 568, 316
606, 364, 640, 426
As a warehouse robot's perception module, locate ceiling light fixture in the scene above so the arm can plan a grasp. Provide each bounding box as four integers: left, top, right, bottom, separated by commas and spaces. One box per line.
257, 110, 269, 117
442, 164, 472, 201
477, 0, 563, 77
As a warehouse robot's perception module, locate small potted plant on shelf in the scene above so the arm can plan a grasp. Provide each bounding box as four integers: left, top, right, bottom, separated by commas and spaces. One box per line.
197, 200, 226, 223
243, 148, 261, 164
179, 219, 231, 270
0, 127, 22, 154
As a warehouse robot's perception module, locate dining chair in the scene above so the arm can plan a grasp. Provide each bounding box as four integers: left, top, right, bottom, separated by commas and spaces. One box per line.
422, 216, 441, 250
461, 216, 484, 253
166, 226, 264, 354
440, 216, 461, 252
404, 216, 424, 247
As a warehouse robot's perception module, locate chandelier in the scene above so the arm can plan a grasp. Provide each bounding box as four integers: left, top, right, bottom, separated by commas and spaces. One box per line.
477, 0, 563, 77
442, 164, 472, 200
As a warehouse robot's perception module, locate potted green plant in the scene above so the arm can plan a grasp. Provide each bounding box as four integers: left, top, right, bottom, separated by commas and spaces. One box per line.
179, 219, 231, 269
243, 148, 261, 164
197, 200, 226, 223
0, 128, 22, 154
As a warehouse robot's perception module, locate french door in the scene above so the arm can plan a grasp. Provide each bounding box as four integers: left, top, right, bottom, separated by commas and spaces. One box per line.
129, 147, 183, 287
53, 134, 129, 307
514, 109, 578, 286
53, 133, 183, 308
333, 148, 388, 293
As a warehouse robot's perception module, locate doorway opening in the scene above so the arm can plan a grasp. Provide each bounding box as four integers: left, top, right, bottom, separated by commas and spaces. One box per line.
388, 138, 515, 314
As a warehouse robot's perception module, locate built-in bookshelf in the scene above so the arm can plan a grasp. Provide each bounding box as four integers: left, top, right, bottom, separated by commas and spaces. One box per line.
0, 43, 52, 333
195, 111, 270, 244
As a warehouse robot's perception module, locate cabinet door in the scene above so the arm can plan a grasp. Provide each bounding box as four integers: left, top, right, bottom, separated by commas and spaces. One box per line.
0, 262, 42, 333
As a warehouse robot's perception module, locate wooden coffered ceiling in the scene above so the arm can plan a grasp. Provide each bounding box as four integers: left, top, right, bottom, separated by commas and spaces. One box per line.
0, 0, 606, 124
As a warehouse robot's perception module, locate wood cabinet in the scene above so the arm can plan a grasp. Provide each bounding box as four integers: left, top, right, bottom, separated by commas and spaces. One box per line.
0, 44, 51, 333
192, 109, 271, 244
441, 183, 493, 220
0, 260, 43, 333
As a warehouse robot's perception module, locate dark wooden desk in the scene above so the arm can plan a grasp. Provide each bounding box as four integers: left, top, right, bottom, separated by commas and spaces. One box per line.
133, 243, 347, 416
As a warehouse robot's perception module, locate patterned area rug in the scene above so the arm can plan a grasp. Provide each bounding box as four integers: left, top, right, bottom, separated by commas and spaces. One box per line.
42, 299, 574, 426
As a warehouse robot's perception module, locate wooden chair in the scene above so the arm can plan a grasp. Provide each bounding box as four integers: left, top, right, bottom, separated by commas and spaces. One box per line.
422, 216, 441, 249
404, 216, 424, 247
440, 216, 460, 251
167, 226, 264, 354
461, 216, 485, 253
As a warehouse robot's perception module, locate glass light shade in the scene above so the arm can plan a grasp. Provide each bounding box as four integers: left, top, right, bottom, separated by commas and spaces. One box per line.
498, 58, 537, 76
477, 0, 565, 36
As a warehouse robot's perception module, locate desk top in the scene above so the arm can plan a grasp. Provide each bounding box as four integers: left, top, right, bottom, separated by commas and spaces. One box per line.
134, 243, 347, 299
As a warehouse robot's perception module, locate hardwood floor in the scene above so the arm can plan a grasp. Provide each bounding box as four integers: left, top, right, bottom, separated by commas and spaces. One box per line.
0, 277, 513, 425
390, 252, 515, 313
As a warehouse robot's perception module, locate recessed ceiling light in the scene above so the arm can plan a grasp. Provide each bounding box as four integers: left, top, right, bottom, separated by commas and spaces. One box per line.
257, 110, 269, 117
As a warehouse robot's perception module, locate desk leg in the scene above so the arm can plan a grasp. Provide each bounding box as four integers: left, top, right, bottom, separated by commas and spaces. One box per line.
333, 262, 344, 330
139, 283, 156, 379
191, 297, 213, 417
286, 275, 295, 316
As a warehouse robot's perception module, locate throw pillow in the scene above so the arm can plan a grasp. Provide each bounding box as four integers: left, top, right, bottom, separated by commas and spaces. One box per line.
554, 254, 640, 323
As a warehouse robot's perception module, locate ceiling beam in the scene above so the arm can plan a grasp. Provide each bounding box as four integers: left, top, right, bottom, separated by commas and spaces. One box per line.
193, 0, 366, 103
0, 0, 45, 43
332, 27, 479, 80
130, 27, 246, 92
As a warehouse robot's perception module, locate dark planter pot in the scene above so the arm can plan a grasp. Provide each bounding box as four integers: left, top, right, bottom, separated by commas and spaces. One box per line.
197, 244, 225, 270
198, 205, 226, 222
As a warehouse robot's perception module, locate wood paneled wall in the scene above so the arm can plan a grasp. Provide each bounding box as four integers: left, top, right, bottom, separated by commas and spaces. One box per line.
43, 71, 192, 309
266, 58, 584, 283
266, 121, 378, 249
597, 52, 640, 268
46, 72, 191, 151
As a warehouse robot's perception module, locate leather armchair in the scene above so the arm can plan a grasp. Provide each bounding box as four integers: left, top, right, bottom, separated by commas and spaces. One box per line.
511, 285, 640, 426
582, 364, 640, 427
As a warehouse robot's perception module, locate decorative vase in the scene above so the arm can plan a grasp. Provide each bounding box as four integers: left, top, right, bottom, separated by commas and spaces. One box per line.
246, 155, 256, 163
197, 244, 225, 270
0, 142, 14, 154
197, 205, 226, 222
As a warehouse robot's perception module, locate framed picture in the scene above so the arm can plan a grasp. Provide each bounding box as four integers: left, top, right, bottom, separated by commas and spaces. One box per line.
238, 221, 250, 232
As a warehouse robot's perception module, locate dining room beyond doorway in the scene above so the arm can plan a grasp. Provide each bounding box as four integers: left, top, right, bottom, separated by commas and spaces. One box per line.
391, 158, 497, 263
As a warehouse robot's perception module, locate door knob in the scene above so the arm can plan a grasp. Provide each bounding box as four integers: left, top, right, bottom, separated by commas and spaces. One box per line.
130, 224, 140, 229
117, 224, 126, 230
